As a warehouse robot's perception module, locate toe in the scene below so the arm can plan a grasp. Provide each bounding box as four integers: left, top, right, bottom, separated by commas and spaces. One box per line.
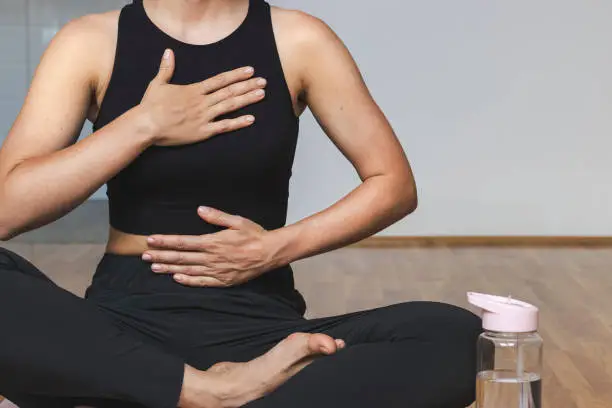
308, 333, 339, 355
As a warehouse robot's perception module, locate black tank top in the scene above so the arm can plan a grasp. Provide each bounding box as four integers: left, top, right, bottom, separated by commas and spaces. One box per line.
92, 0, 305, 313
94, 0, 299, 237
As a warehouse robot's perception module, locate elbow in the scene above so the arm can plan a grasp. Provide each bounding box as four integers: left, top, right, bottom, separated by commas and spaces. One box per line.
0, 204, 20, 242
0, 184, 20, 241
0, 216, 22, 241
0, 223, 15, 242
408, 194, 418, 214
397, 183, 418, 218
0, 212, 17, 241
392, 166, 418, 217
0, 201, 9, 240
404, 192, 418, 216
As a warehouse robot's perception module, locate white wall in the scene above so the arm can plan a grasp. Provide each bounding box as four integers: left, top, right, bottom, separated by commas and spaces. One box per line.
283, 0, 612, 236
0, 0, 611, 235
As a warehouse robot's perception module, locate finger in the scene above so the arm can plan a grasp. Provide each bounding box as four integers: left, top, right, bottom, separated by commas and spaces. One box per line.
197, 206, 248, 229
198, 66, 255, 94
209, 89, 265, 119
154, 49, 175, 84
206, 77, 267, 106
205, 115, 255, 136
147, 234, 204, 251
335, 339, 346, 350
151, 263, 212, 275
173, 274, 228, 287
142, 250, 209, 266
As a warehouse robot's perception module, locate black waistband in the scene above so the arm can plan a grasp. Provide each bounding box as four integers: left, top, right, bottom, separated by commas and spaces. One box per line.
86, 253, 306, 316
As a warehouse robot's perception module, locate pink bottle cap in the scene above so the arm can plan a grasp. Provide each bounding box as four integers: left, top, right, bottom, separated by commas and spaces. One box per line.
467, 292, 539, 333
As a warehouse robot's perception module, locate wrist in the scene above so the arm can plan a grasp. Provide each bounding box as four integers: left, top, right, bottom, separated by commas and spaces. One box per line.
265, 226, 303, 268
129, 104, 160, 147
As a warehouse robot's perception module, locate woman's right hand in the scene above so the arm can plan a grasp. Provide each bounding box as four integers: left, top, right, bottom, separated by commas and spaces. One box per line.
140, 49, 266, 147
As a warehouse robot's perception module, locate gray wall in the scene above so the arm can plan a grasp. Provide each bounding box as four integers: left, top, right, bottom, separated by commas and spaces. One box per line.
1, 0, 611, 235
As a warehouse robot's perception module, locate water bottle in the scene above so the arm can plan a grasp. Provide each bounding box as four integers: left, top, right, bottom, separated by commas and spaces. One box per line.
468, 292, 543, 408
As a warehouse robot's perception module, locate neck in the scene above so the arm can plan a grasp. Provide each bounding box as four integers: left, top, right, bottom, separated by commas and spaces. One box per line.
146, 0, 247, 24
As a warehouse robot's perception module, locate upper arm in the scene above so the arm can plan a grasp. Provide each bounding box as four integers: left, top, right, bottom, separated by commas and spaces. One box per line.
277, 11, 414, 183
0, 14, 114, 178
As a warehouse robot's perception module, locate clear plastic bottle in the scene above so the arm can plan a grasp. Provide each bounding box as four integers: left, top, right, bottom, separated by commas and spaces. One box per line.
468, 292, 543, 408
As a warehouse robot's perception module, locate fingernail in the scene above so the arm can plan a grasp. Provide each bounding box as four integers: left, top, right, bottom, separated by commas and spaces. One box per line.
256, 78, 267, 86
152, 264, 162, 272
245, 115, 255, 123
163, 49, 171, 59
142, 253, 152, 261
244, 66, 254, 73
147, 237, 156, 244
198, 206, 211, 213
255, 89, 265, 96
174, 274, 184, 281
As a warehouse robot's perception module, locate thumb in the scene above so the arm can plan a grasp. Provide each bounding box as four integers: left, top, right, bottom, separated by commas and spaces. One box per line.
154, 48, 175, 83
198, 206, 247, 230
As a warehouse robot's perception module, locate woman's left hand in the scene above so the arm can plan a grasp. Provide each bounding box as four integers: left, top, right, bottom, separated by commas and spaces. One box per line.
143, 206, 280, 287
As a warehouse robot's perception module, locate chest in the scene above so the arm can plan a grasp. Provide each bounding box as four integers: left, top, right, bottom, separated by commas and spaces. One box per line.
92, 37, 303, 124
94, 43, 300, 195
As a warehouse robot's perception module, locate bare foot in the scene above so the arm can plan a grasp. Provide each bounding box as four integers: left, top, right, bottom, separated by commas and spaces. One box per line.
179, 333, 345, 408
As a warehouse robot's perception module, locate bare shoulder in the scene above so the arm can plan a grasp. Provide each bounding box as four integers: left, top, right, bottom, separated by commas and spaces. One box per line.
269, 6, 340, 50
37, 11, 120, 92
45, 11, 119, 60
269, 7, 347, 102
68, 10, 120, 33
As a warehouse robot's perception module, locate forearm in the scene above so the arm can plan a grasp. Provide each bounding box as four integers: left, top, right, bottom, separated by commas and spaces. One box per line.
270, 174, 417, 266
0, 107, 154, 238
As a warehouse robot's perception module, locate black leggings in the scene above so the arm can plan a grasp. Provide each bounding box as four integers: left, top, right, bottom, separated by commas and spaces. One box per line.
0, 247, 481, 408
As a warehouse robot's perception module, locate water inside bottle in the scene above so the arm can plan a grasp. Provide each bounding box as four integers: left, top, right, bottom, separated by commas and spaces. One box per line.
476, 370, 542, 408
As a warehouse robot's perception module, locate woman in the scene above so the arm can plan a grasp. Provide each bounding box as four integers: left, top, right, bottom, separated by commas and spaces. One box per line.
0, 0, 481, 407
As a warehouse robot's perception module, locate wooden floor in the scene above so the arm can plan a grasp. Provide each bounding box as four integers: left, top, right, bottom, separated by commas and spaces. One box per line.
2, 242, 612, 408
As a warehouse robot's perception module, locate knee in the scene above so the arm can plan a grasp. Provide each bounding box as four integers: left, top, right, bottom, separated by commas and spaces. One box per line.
387, 303, 480, 406
0, 248, 50, 289
0, 247, 34, 276
430, 302, 482, 342
0, 248, 24, 268
390, 301, 482, 343
0, 247, 19, 269
440, 302, 482, 334
423, 304, 480, 404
